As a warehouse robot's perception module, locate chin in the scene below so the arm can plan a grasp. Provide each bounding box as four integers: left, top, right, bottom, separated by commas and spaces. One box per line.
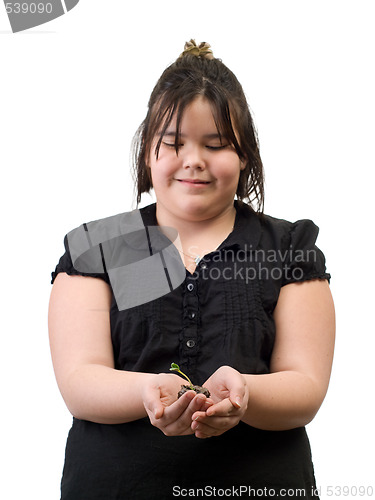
176, 201, 220, 221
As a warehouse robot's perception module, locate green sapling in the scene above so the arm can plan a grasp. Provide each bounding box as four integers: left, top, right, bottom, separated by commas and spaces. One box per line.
170, 363, 210, 398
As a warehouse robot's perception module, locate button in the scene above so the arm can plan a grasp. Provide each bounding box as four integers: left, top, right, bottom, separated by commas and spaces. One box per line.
200, 262, 207, 269
187, 283, 194, 292
186, 339, 196, 348
189, 312, 196, 319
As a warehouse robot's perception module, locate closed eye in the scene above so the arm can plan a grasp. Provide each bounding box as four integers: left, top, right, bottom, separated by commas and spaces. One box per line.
206, 144, 229, 151
162, 141, 183, 148
161, 141, 229, 150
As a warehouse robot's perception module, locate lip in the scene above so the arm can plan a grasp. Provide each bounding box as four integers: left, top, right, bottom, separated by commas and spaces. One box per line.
176, 179, 211, 185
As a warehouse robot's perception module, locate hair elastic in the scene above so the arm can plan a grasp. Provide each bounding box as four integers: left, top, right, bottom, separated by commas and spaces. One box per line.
179, 39, 214, 60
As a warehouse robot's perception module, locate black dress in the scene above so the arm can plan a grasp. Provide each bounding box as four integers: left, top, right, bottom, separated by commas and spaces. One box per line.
51, 201, 330, 500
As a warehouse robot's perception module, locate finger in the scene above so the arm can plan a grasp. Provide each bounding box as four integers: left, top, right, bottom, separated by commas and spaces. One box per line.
162, 390, 196, 421
193, 420, 227, 438
191, 404, 228, 424
205, 397, 237, 417
202, 399, 214, 411
164, 392, 207, 423
194, 429, 212, 439
191, 409, 207, 422
188, 393, 209, 412
192, 414, 235, 432
160, 393, 207, 432
159, 393, 205, 436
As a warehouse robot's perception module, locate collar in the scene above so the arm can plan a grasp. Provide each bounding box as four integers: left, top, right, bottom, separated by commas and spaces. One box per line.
139, 201, 262, 252
219, 200, 261, 250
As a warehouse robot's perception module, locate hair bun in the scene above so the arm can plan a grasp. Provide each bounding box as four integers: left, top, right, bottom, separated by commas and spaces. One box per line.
179, 39, 214, 60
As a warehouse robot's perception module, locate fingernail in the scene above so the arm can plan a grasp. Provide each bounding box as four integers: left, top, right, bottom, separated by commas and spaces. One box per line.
235, 397, 242, 408
194, 416, 199, 421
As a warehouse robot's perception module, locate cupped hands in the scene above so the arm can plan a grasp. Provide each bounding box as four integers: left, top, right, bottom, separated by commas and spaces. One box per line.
142, 366, 248, 439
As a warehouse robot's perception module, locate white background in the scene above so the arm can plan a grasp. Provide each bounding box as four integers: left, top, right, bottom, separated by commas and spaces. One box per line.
1, 1, 374, 498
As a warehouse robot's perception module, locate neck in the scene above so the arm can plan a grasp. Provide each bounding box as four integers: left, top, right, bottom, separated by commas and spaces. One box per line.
155, 203, 236, 272
155, 203, 236, 241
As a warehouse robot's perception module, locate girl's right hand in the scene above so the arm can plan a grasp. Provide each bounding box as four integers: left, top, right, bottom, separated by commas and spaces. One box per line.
142, 374, 211, 436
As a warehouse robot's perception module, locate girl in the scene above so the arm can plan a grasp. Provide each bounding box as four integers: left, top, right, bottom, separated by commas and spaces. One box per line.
49, 40, 335, 499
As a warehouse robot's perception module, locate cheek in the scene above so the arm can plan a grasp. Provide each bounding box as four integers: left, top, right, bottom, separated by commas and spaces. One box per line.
149, 158, 177, 186
216, 157, 243, 183
151, 149, 180, 174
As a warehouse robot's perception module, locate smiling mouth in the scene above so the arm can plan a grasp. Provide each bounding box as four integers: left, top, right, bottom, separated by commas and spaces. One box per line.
176, 179, 211, 184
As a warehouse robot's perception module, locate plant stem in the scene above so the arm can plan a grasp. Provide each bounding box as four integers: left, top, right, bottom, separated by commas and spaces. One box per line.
170, 363, 194, 389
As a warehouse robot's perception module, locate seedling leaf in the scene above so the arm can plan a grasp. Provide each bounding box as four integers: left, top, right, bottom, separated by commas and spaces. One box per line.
170, 362, 194, 389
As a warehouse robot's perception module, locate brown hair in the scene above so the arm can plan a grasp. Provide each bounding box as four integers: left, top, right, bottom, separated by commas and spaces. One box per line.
132, 41, 265, 212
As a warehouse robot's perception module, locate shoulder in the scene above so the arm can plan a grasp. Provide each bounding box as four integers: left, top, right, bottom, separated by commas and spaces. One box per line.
234, 202, 330, 285
259, 213, 320, 250
69, 207, 147, 241
51, 205, 156, 285
65, 209, 140, 273
235, 201, 319, 249
66, 205, 158, 263
68, 203, 156, 236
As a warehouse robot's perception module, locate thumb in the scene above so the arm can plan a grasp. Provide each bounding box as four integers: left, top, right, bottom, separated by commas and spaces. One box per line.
228, 378, 247, 409
142, 385, 164, 420
152, 403, 164, 419
229, 394, 243, 409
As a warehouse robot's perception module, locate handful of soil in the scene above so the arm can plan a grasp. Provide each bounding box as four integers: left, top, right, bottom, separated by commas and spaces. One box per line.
178, 384, 211, 398
170, 362, 210, 399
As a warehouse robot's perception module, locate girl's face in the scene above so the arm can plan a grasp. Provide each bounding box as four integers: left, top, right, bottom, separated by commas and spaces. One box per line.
149, 96, 245, 223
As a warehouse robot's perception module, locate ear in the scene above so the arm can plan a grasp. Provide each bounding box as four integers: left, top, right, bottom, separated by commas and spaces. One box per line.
239, 158, 247, 171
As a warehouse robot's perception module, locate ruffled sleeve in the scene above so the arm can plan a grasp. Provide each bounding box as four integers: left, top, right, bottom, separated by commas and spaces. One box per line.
51, 234, 110, 285
281, 219, 331, 287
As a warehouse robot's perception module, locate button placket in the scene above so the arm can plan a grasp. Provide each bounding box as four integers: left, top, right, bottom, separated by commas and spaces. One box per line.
181, 277, 199, 364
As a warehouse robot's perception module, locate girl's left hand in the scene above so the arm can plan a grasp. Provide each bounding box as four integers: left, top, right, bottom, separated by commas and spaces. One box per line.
191, 366, 249, 439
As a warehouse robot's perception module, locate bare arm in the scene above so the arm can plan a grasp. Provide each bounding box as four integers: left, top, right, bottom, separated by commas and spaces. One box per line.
242, 279, 335, 429
48, 273, 157, 424
191, 279, 335, 437
48, 273, 209, 427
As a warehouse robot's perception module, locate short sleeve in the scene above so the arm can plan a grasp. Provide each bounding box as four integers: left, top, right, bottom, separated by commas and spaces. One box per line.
51, 234, 110, 285
281, 219, 331, 287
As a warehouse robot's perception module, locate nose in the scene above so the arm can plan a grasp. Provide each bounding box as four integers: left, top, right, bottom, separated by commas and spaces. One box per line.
182, 145, 206, 171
